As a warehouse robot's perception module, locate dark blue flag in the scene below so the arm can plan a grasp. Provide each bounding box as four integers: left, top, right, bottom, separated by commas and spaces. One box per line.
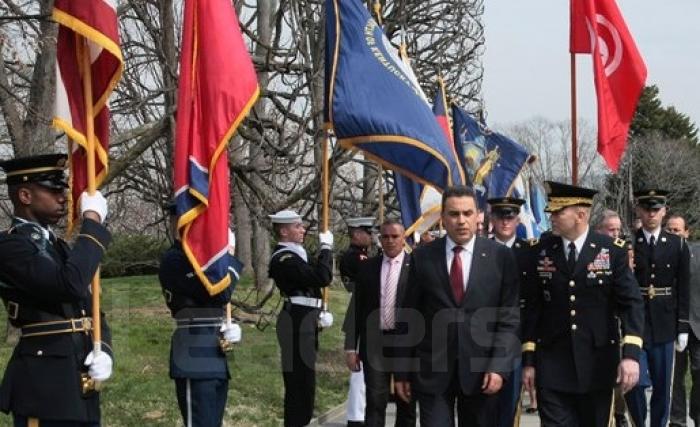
452, 105, 531, 208
325, 0, 464, 189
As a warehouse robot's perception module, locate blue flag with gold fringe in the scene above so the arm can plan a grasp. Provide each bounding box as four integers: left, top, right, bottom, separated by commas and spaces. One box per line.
324, 0, 464, 189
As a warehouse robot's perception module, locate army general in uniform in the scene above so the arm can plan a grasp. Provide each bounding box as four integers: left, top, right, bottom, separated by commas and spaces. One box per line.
0, 154, 113, 427
268, 210, 334, 427
521, 181, 644, 426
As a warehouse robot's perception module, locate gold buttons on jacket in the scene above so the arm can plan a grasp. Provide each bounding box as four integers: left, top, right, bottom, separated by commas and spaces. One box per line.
570, 295, 576, 302
570, 310, 576, 316
569, 280, 575, 287
571, 324, 578, 331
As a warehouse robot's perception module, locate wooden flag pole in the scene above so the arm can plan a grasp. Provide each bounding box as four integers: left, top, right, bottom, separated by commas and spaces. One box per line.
321, 133, 330, 309
80, 36, 102, 353
570, 52, 579, 186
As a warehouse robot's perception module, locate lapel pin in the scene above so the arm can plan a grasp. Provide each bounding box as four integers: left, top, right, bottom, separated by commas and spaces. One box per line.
661, 237, 667, 242
637, 237, 644, 243
590, 243, 596, 248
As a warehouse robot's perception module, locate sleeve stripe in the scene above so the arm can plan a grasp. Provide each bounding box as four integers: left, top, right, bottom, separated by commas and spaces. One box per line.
522, 341, 536, 352
622, 335, 643, 348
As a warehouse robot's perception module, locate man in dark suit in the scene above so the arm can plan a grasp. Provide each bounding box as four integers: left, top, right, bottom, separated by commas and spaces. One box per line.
667, 215, 699, 427
625, 190, 690, 427
487, 197, 538, 427
522, 181, 644, 426
345, 219, 416, 427
0, 154, 113, 427
394, 186, 520, 427
268, 210, 334, 427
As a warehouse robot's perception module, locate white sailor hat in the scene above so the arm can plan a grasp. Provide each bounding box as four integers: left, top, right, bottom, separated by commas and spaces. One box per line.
268, 209, 302, 224
346, 216, 375, 229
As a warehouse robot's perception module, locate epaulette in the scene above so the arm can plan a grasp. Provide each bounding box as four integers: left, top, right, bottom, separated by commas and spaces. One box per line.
613, 238, 626, 248
528, 238, 539, 247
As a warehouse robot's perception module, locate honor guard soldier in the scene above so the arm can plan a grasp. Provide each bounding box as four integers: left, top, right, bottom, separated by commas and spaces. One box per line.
340, 217, 375, 427
268, 210, 334, 427
522, 181, 644, 426
487, 197, 537, 427
158, 203, 244, 427
625, 190, 691, 427
0, 154, 113, 427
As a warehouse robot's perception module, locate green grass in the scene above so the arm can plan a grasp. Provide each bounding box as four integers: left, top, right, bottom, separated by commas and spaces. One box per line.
0, 275, 351, 426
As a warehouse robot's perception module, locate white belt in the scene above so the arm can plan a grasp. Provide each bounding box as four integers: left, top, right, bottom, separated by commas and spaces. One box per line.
287, 296, 322, 309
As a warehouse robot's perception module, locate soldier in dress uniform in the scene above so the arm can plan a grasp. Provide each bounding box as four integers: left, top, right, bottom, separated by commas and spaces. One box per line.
268, 210, 334, 427
521, 181, 644, 426
487, 197, 537, 427
340, 217, 375, 427
158, 203, 244, 427
0, 154, 113, 427
625, 190, 691, 427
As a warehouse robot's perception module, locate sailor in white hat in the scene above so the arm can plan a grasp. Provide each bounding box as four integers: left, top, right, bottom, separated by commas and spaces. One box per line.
267, 209, 334, 427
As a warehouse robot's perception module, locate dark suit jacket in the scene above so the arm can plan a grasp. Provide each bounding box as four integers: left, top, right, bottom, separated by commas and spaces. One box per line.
633, 229, 690, 344
345, 252, 412, 370
394, 236, 520, 396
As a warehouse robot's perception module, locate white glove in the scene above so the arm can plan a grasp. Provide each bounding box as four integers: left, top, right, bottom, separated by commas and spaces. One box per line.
676, 333, 689, 352
79, 191, 108, 223
84, 350, 113, 381
220, 321, 242, 344
318, 310, 334, 329
228, 229, 236, 253
319, 231, 334, 249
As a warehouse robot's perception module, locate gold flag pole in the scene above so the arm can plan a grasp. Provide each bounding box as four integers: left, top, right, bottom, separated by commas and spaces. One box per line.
321, 133, 331, 309
79, 36, 103, 393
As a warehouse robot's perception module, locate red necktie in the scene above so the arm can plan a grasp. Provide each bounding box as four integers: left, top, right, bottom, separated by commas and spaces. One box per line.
450, 246, 464, 303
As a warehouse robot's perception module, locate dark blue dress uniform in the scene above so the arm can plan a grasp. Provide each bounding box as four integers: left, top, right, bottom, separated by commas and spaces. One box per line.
487, 197, 539, 427
0, 154, 112, 427
0, 217, 112, 427
522, 182, 644, 426
158, 241, 242, 427
625, 201, 690, 427
269, 243, 333, 427
339, 244, 369, 293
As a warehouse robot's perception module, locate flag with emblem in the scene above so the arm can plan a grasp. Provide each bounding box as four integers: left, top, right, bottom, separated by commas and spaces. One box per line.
452, 105, 532, 209
570, 0, 647, 171
173, 0, 259, 295
52, 0, 123, 229
325, 0, 465, 189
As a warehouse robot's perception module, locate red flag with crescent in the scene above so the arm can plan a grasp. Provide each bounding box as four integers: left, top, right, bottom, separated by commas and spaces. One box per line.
53, 0, 123, 229
570, 0, 647, 171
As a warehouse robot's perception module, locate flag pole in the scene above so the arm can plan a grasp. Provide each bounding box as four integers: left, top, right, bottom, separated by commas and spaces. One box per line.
321, 132, 330, 309
80, 36, 102, 355
570, 52, 579, 185
377, 164, 385, 223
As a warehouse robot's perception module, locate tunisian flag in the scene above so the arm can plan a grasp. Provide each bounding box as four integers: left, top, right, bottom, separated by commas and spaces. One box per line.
174, 0, 259, 295
53, 0, 123, 229
570, 0, 646, 171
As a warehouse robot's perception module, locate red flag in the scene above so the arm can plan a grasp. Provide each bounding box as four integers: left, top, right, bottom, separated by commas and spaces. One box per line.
570, 0, 647, 171
52, 0, 123, 229
173, 0, 259, 295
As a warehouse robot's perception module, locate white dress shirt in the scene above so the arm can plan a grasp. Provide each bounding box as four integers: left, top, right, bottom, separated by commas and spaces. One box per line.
562, 227, 590, 261
642, 227, 661, 245
445, 236, 475, 291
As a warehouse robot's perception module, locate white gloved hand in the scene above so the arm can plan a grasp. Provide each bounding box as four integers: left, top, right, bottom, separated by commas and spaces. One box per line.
79, 191, 108, 223
220, 321, 242, 344
84, 350, 113, 381
318, 310, 334, 329
228, 229, 236, 253
676, 333, 689, 352
319, 231, 334, 249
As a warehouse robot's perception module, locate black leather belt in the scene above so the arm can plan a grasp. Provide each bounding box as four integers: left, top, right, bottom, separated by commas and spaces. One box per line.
20, 317, 93, 338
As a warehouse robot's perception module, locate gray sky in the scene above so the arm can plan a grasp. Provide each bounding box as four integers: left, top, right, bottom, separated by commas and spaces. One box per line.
482, 0, 700, 129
